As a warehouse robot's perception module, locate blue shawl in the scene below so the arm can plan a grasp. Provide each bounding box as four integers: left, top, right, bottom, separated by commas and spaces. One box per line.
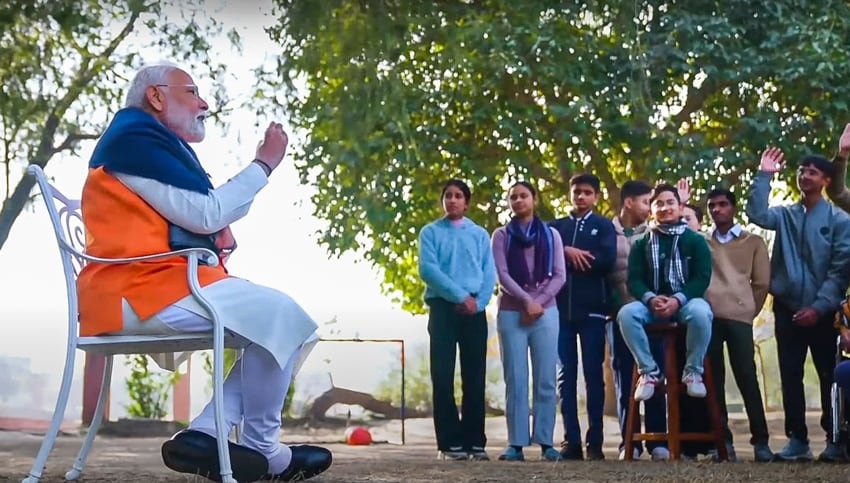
505, 215, 554, 287
88, 107, 211, 193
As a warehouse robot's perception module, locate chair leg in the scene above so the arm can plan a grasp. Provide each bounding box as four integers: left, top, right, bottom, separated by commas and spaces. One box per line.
702, 358, 728, 461
664, 334, 681, 460
623, 365, 639, 460
22, 347, 78, 483
65, 355, 113, 481
213, 336, 236, 482
233, 349, 244, 444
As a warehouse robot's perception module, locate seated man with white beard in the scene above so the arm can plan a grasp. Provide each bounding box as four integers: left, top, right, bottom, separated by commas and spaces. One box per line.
77, 63, 332, 482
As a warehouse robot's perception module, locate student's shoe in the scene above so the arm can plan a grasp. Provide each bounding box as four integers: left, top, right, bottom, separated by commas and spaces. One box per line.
559, 441, 584, 460
709, 442, 737, 462
682, 372, 707, 398
586, 445, 605, 460
817, 442, 849, 463
498, 447, 524, 461
650, 447, 670, 461
262, 445, 332, 481
541, 447, 563, 461
467, 447, 490, 461
774, 438, 814, 461
753, 443, 775, 462
635, 371, 663, 401
438, 447, 468, 461
618, 447, 641, 460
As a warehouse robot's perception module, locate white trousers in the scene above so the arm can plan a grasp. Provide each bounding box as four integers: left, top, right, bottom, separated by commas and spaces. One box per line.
117, 277, 319, 474
156, 304, 294, 473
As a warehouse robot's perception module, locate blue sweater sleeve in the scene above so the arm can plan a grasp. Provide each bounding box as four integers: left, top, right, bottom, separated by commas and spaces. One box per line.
476, 228, 497, 312
418, 225, 468, 303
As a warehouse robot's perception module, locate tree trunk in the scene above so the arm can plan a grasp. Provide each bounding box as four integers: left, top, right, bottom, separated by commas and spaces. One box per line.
0, 172, 37, 251
308, 387, 429, 420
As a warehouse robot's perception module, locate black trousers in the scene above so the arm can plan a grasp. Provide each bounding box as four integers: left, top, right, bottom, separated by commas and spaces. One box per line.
427, 298, 488, 451
708, 318, 770, 445
774, 302, 838, 443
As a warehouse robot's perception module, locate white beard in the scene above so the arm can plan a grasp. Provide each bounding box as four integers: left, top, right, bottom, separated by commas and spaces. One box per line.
166, 104, 206, 142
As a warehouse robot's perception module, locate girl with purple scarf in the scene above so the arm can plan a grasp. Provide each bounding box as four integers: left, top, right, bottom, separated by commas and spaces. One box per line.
492, 181, 566, 461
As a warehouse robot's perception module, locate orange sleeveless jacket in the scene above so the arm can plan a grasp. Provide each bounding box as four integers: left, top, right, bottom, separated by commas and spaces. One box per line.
76, 167, 228, 336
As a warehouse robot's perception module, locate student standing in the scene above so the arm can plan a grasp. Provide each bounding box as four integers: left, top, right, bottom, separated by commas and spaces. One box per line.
550, 174, 617, 460
492, 181, 566, 462
418, 179, 497, 461
746, 148, 850, 461
704, 188, 773, 462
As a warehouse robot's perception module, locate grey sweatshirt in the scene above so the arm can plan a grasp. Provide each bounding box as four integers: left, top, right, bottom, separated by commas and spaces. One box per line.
746, 171, 850, 315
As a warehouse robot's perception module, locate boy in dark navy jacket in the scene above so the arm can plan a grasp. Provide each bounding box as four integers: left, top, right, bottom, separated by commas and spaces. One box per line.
549, 173, 617, 460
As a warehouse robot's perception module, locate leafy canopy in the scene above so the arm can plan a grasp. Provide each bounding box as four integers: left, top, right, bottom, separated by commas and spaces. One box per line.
263, 0, 850, 312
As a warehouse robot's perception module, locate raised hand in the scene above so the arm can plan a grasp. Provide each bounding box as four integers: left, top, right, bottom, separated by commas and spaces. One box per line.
759, 147, 785, 174
839, 123, 850, 157
255, 122, 289, 171
676, 178, 691, 204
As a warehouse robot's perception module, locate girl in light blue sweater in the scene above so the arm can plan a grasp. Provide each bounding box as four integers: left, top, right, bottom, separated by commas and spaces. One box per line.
418, 179, 496, 461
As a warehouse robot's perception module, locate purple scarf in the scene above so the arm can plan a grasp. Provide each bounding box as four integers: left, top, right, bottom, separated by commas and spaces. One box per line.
506, 215, 554, 288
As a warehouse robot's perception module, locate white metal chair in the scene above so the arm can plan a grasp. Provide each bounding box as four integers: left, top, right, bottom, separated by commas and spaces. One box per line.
22, 164, 246, 483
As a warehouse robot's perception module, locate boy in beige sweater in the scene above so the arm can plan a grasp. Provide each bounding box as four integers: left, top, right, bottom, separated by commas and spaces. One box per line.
704, 188, 773, 462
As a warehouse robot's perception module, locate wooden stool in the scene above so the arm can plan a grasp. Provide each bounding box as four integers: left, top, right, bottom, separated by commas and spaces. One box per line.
623, 322, 728, 461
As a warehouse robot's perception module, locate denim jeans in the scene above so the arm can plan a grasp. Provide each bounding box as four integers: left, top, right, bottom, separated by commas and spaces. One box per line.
497, 307, 559, 447
616, 298, 713, 375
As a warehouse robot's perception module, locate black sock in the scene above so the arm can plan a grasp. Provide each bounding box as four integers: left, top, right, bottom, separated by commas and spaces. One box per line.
540, 445, 552, 452
511, 445, 523, 452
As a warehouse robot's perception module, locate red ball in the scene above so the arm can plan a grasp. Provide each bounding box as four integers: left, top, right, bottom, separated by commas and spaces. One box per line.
345, 426, 372, 446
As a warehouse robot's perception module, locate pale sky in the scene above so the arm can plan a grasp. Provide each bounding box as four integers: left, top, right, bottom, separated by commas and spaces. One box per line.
0, 2, 432, 422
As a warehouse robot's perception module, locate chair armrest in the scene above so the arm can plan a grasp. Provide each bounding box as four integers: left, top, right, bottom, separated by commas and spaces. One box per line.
59, 238, 219, 268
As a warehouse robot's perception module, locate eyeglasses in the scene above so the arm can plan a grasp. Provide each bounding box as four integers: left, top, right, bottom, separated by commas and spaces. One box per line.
155, 84, 200, 97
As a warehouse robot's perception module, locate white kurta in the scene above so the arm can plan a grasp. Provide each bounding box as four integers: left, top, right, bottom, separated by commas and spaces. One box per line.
113, 163, 319, 371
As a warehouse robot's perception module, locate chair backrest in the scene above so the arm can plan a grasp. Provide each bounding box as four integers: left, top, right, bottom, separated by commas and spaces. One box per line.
28, 165, 86, 300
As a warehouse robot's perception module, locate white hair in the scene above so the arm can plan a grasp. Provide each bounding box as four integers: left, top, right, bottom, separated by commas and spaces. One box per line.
124, 62, 183, 108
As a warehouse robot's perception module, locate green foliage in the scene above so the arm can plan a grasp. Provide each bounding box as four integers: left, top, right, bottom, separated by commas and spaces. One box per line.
124, 354, 179, 420
375, 345, 504, 413
262, 0, 850, 313
200, 348, 238, 390
0, 0, 240, 250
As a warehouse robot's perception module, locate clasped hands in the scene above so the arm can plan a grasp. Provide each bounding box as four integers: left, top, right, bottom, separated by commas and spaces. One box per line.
454, 295, 478, 315
649, 295, 681, 319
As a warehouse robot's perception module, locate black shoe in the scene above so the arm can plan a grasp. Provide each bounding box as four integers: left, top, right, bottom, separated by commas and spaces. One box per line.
586, 446, 605, 461
161, 429, 269, 482
559, 441, 584, 460
263, 445, 333, 481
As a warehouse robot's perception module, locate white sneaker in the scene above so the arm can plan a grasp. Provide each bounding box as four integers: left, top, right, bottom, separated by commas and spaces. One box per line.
650, 447, 670, 461
618, 447, 641, 460
682, 372, 706, 398
634, 371, 662, 401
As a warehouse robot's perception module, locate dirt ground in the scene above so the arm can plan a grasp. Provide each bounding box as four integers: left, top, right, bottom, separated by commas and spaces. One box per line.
3, 414, 849, 482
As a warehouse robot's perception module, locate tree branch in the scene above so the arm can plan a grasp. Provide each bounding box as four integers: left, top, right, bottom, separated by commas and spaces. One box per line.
36, 10, 141, 166
51, 132, 101, 155
671, 79, 731, 129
